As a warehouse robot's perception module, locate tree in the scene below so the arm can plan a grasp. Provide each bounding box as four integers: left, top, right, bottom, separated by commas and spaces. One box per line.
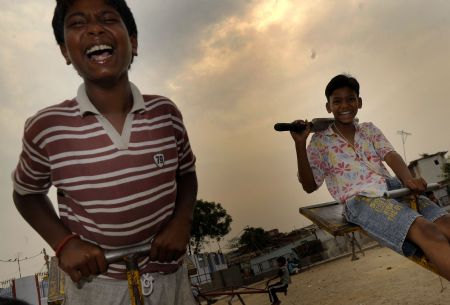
190, 200, 232, 254
239, 226, 271, 253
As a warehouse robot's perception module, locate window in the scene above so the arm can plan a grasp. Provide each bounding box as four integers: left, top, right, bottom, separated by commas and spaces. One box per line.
198, 256, 205, 268
213, 253, 220, 265
219, 253, 225, 264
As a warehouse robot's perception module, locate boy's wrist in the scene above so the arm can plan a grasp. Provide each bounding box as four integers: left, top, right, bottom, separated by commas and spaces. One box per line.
170, 213, 193, 228
54, 234, 80, 257
294, 139, 307, 149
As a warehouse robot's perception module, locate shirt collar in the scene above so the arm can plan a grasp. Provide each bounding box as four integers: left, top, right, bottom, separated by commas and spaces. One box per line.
323, 118, 360, 137
76, 82, 146, 116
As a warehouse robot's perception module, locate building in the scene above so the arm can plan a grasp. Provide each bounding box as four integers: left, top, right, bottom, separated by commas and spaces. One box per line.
408, 151, 448, 183
248, 225, 373, 276
0, 274, 48, 305
188, 252, 228, 285
408, 151, 449, 207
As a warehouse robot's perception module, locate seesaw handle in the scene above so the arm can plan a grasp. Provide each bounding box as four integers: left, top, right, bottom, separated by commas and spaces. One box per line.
104, 244, 152, 263
383, 183, 441, 199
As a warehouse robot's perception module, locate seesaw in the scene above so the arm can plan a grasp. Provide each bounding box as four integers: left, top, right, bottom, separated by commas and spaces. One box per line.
299, 184, 441, 274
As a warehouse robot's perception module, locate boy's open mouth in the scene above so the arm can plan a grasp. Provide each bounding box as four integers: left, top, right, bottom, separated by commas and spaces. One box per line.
85, 44, 113, 62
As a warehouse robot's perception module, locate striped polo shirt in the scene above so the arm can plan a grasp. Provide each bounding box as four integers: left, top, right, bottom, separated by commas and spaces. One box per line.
13, 82, 196, 279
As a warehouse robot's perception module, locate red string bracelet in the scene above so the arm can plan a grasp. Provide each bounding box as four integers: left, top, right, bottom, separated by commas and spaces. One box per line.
55, 234, 80, 258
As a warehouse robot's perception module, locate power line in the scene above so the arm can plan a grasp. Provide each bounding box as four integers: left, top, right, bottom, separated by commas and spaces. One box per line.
0, 250, 43, 263
0, 249, 47, 279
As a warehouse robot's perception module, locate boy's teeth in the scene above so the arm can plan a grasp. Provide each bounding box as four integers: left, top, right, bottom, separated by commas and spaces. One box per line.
86, 44, 112, 55
92, 53, 111, 62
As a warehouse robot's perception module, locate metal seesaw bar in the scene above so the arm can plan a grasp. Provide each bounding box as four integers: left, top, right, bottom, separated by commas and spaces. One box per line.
104, 243, 152, 263
383, 183, 441, 199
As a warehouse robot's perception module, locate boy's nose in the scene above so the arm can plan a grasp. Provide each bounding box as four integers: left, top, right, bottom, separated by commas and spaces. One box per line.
87, 21, 105, 36
342, 100, 354, 107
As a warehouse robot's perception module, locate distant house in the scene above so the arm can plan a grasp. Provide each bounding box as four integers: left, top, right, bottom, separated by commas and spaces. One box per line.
408, 151, 449, 207
188, 252, 228, 285
408, 151, 447, 183
249, 236, 314, 275
0, 274, 48, 305
248, 225, 373, 275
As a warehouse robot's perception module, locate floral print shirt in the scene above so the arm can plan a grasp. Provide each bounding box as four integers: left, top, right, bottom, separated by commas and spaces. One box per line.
307, 122, 395, 203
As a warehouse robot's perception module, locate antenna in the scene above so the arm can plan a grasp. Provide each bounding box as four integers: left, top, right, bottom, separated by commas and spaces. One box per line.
397, 130, 412, 163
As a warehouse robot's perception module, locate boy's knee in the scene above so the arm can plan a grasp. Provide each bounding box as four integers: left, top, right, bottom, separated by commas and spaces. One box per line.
434, 214, 450, 226
409, 217, 447, 244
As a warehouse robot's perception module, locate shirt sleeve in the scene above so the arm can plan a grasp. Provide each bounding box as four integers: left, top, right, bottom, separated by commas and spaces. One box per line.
306, 133, 327, 187
366, 122, 395, 160
171, 104, 196, 176
12, 121, 52, 195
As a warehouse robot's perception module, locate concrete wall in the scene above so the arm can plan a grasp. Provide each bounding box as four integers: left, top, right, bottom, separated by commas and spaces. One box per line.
250, 236, 316, 275
413, 155, 446, 183
248, 228, 375, 275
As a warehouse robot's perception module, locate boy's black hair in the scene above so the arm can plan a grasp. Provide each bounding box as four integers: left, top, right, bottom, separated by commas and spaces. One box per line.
52, 0, 138, 45
325, 74, 360, 102
276, 256, 286, 265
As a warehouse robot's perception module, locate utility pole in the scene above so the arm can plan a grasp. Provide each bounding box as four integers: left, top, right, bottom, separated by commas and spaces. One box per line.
16, 253, 22, 278
397, 130, 412, 163
43, 248, 50, 274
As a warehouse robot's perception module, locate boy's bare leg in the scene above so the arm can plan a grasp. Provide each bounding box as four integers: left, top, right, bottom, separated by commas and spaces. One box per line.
433, 214, 450, 241
407, 217, 450, 281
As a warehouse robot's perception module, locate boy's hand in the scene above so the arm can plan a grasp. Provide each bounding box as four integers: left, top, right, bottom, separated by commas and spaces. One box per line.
290, 120, 311, 144
58, 238, 107, 283
149, 217, 191, 262
403, 177, 427, 193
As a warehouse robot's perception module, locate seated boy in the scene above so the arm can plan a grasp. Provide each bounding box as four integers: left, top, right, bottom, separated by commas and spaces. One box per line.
266, 256, 291, 305
12, 0, 197, 304
290, 74, 450, 281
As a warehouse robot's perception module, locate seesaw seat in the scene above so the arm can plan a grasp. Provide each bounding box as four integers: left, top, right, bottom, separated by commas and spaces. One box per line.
299, 201, 438, 273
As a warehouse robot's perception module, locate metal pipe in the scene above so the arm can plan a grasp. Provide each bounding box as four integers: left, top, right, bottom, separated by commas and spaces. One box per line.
200, 290, 268, 297
383, 183, 441, 199
104, 244, 151, 264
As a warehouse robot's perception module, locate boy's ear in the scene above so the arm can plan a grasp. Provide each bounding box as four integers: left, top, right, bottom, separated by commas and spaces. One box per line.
59, 44, 71, 65
325, 102, 331, 113
130, 34, 138, 56
358, 97, 362, 109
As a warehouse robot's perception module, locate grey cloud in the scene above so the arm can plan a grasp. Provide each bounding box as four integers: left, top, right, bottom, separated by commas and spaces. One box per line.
130, 0, 253, 89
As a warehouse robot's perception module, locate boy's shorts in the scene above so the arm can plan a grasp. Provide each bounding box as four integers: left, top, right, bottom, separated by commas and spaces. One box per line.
64, 264, 196, 305
344, 195, 448, 257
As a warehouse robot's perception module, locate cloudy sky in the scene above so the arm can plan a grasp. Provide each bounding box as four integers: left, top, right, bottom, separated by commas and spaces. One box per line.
1, 0, 450, 280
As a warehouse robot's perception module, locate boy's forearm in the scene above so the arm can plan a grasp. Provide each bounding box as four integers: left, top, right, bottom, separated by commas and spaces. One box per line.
295, 141, 317, 193
149, 171, 198, 261
384, 151, 415, 183
13, 192, 72, 250
173, 171, 198, 225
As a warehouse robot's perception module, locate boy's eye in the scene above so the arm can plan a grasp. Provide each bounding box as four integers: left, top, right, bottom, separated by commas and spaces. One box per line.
68, 18, 86, 27
103, 17, 117, 23
102, 13, 119, 24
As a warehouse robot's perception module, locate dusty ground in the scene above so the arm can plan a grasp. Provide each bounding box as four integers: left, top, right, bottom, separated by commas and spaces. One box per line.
213, 246, 450, 305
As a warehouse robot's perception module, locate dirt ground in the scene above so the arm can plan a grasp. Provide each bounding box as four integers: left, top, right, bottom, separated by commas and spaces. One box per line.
213, 246, 450, 305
